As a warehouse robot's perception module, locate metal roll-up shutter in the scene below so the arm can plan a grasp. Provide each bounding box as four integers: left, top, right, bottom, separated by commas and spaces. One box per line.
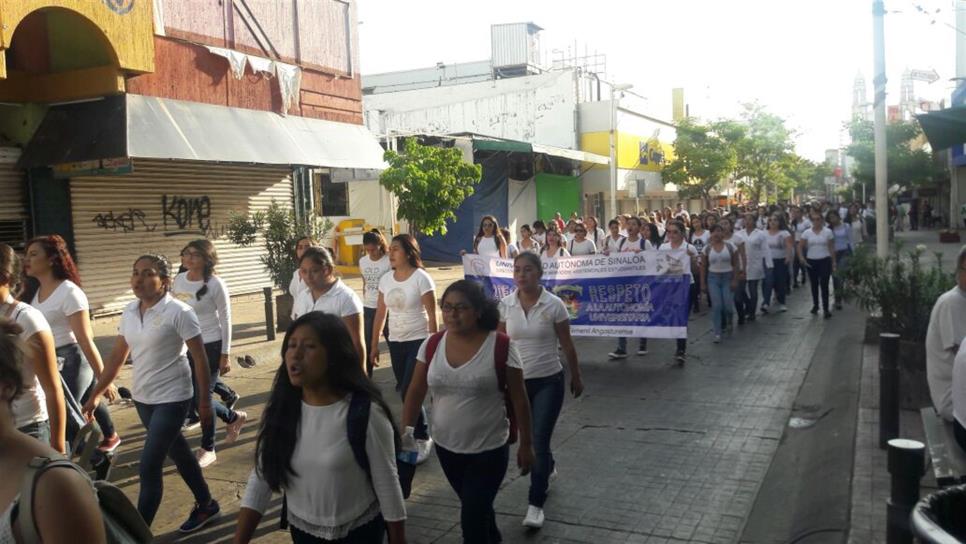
0, 148, 28, 249
72, 159, 293, 314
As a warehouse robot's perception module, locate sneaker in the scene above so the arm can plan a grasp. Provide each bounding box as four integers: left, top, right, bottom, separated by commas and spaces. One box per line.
97, 433, 122, 453
225, 411, 247, 444
608, 349, 628, 359
237, 355, 257, 369
824, 311, 833, 319
223, 391, 240, 412
810, 306, 819, 315
760, 305, 769, 314
195, 448, 217, 469
675, 352, 686, 365
713, 335, 722, 344
182, 418, 201, 432
179, 500, 220, 533
416, 438, 434, 465
747, 315, 756, 322
636, 348, 648, 356
780, 305, 788, 313
522, 505, 545, 529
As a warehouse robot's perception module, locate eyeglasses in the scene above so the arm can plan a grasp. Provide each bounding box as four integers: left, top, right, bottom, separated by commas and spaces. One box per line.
441, 303, 473, 313
181, 250, 201, 258
483, 222, 494, 227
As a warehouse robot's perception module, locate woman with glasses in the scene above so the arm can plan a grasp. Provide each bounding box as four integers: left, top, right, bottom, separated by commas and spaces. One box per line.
655, 221, 698, 364
173, 240, 246, 468
567, 223, 597, 256
464, 215, 507, 259
370, 234, 438, 464
403, 280, 534, 544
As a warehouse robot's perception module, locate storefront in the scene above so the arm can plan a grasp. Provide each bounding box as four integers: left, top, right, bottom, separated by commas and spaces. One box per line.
0, 147, 27, 249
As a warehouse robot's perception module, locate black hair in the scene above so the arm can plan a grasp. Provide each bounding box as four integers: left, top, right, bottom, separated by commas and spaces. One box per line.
362, 229, 389, 255
181, 240, 218, 300
0, 318, 25, 406
299, 246, 335, 269
474, 215, 507, 253
134, 254, 173, 293
440, 280, 500, 331
608, 219, 620, 228
255, 312, 400, 492
513, 252, 543, 276
532, 220, 546, 231
391, 234, 424, 269
0, 243, 20, 291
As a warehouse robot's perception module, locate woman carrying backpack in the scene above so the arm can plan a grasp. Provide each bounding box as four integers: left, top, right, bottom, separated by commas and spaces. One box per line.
83, 255, 220, 532
0, 318, 106, 544
235, 313, 407, 543
499, 253, 582, 529
403, 280, 534, 544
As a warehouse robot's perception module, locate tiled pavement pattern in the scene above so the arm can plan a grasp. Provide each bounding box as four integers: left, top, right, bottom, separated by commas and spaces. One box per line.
96, 284, 832, 543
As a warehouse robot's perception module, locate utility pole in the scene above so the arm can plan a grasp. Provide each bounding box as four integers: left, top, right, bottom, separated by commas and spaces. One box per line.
609, 83, 633, 219
873, 0, 889, 258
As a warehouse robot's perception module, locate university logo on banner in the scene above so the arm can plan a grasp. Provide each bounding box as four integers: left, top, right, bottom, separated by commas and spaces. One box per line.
464, 251, 692, 339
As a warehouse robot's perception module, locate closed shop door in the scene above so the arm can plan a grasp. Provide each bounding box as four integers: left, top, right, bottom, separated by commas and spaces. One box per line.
0, 148, 28, 248
71, 160, 292, 314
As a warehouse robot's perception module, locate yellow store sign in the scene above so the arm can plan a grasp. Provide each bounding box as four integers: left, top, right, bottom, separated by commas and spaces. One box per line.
580, 131, 675, 172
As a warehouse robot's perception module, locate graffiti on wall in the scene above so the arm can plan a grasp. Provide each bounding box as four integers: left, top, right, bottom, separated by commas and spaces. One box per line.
92, 195, 218, 236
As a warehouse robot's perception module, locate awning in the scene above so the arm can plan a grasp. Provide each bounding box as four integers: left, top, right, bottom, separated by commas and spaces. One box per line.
463, 134, 610, 165
916, 106, 966, 150
20, 94, 387, 170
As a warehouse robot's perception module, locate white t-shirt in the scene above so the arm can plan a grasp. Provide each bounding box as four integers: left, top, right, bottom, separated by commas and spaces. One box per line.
621, 237, 653, 252
568, 238, 597, 256
705, 242, 737, 273
506, 243, 520, 258
532, 232, 546, 247
475, 236, 501, 257
589, 227, 606, 250
690, 230, 710, 255
359, 255, 391, 309
4, 295, 52, 428
953, 341, 966, 428
541, 247, 570, 261
418, 331, 523, 453
517, 239, 540, 254
792, 219, 812, 242
31, 280, 87, 348
603, 235, 627, 254
378, 269, 435, 342
659, 242, 697, 284
499, 289, 570, 380
289, 273, 309, 319
293, 279, 364, 320
119, 293, 202, 405
831, 224, 853, 252
735, 229, 772, 281
241, 397, 406, 539
171, 273, 232, 353
926, 286, 966, 421
801, 227, 834, 260
766, 231, 792, 261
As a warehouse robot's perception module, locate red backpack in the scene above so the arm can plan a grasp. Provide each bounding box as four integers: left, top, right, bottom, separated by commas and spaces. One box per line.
424, 331, 517, 444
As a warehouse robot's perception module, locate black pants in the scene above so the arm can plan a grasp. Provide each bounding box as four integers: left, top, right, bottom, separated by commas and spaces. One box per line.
793, 254, 808, 285
955, 419, 966, 453
734, 279, 760, 320
290, 515, 386, 543
806, 257, 832, 311
436, 444, 509, 544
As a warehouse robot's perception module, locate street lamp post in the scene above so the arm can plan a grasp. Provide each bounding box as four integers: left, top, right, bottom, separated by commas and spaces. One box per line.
873, 0, 889, 258
609, 83, 633, 219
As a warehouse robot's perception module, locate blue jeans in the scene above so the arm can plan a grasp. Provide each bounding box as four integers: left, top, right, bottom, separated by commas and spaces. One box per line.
762, 258, 789, 306
57, 343, 115, 439
707, 272, 735, 336
188, 340, 236, 452
19, 420, 51, 445
388, 339, 429, 440
525, 371, 565, 507
436, 444, 509, 544
833, 249, 851, 304
134, 400, 212, 525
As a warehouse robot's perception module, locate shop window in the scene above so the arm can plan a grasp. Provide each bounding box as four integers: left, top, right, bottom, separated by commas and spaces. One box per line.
314, 173, 349, 217
0, 220, 26, 250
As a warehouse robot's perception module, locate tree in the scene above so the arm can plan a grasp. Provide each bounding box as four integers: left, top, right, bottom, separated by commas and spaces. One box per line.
663, 118, 737, 208
728, 103, 796, 204
846, 118, 943, 196
380, 138, 482, 236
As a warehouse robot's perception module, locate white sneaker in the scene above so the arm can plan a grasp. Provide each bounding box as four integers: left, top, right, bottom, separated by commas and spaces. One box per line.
636, 348, 648, 356
713, 335, 722, 344
225, 411, 247, 445
522, 505, 545, 528
416, 438, 433, 465
196, 449, 217, 468
780, 305, 788, 312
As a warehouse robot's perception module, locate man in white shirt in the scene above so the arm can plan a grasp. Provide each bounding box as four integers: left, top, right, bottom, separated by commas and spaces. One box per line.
926, 246, 966, 421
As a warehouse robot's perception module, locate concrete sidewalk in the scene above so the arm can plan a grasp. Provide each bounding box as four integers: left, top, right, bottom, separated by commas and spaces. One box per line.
85, 265, 860, 543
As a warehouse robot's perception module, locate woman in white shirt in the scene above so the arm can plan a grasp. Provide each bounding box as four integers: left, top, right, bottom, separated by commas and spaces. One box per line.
531, 221, 548, 248
235, 312, 407, 543
827, 210, 853, 310
466, 215, 507, 259
762, 215, 794, 313
294, 247, 366, 372
797, 211, 837, 318
360, 230, 391, 378
404, 280, 534, 544
0, 318, 105, 544
517, 224, 541, 255
585, 216, 606, 252
83, 254, 220, 532
733, 213, 773, 322
370, 234, 438, 463
702, 224, 740, 343
501, 228, 520, 259
541, 230, 570, 260
23, 235, 120, 453
655, 220, 699, 363
608, 216, 653, 359
498, 253, 583, 529
688, 216, 710, 313
0, 244, 65, 453
602, 219, 627, 255
288, 237, 316, 319
789, 207, 811, 288
567, 223, 597, 256
173, 240, 246, 468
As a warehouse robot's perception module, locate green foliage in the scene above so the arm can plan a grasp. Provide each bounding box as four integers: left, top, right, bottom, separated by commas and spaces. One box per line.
846, 118, 943, 193
379, 138, 482, 236
841, 242, 956, 342
663, 118, 737, 207
728, 103, 796, 203
226, 200, 332, 292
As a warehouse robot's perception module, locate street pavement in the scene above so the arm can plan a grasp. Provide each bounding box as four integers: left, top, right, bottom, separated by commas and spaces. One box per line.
87, 266, 863, 544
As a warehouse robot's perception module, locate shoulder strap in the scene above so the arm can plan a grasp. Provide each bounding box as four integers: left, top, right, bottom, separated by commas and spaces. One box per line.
424, 331, 446, 368
569, 239, 574, 253
19, 456, 88, 544
618, 237, 626, 251
346, 391, 372, 480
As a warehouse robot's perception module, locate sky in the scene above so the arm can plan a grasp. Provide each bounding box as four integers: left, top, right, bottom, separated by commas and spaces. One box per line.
357, 0, 959, 162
